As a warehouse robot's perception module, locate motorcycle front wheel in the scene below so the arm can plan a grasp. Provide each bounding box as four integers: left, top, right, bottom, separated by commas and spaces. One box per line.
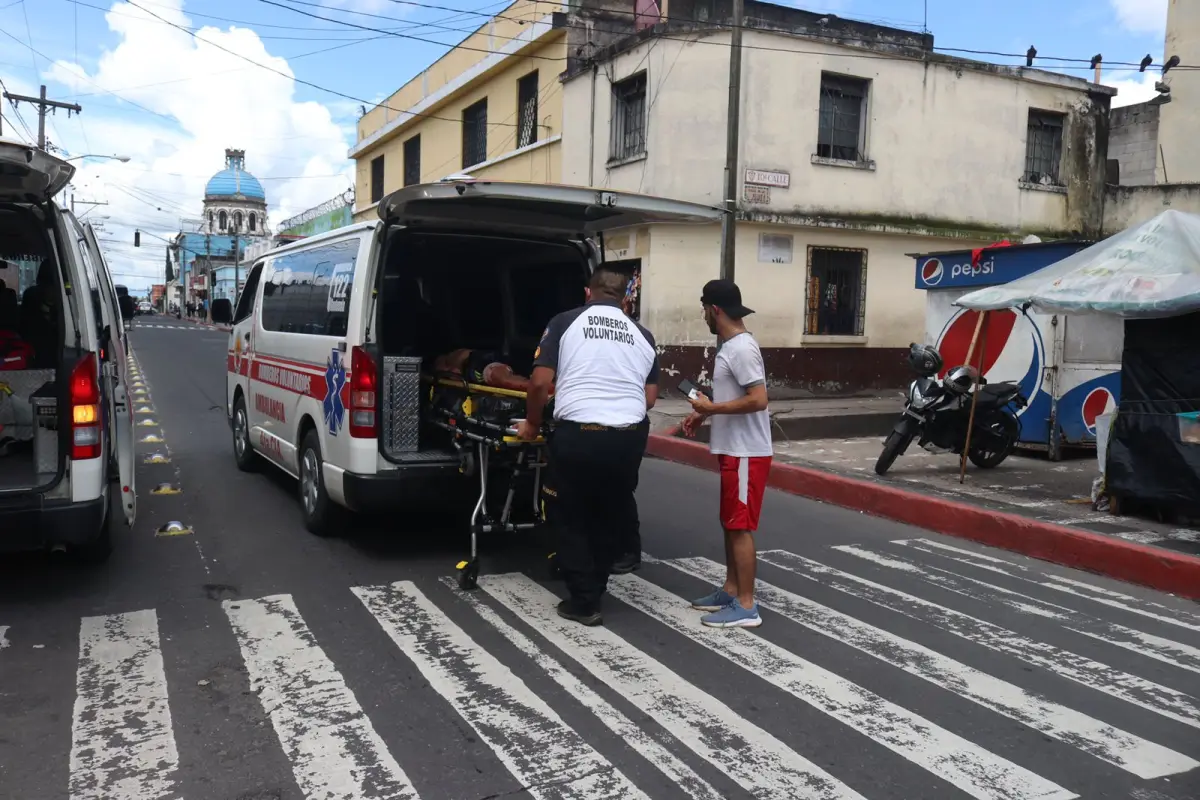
968, 414, 1020, 469
875, 430, 914, 475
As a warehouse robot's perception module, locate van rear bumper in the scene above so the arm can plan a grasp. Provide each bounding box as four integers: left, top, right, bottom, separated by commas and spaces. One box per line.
341, 460, 463, 513
0, 496, 107, 553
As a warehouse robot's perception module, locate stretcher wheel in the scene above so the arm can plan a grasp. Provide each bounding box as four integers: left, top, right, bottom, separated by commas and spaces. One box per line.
457, 558, 480, 591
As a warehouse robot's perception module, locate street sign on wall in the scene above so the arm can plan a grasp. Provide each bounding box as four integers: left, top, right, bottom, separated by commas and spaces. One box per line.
745, 169, 789, 188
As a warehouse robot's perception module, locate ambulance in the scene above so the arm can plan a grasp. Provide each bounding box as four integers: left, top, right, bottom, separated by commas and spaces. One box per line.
0, 139, 137, 560
225, 179, 721, 535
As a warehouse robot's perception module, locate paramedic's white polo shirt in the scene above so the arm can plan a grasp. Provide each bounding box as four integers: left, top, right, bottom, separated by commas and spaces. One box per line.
534, 300, 659, 427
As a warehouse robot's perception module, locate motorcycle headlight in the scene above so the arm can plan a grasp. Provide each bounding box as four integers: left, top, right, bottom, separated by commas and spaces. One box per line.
908, 382, 929, 407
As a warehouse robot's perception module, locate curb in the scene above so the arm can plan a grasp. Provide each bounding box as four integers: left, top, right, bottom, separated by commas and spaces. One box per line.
646, 433, 1200, 601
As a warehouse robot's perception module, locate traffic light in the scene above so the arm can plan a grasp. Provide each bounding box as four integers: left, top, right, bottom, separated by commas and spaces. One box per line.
134, 229, 141, 247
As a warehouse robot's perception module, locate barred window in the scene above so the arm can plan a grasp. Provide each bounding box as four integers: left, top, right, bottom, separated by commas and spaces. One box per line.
1024, 110, 1065, 185
403, 135, 420, 186
817, 73, 869, 162
610, 72, 647, 162
462, 99, 488, 169
517, 71, 539, 149
805, 247, 867, 336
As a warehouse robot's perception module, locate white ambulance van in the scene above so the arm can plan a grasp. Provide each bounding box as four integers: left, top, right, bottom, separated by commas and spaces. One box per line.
0, 139, 137, 561
225, 179, 720, 535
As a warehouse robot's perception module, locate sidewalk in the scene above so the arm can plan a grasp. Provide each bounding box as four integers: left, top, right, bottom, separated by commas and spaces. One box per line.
647, 393, 1200, 600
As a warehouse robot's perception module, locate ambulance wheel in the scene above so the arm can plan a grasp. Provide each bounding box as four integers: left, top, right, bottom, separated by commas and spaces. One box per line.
72, 496, 114, 565
232, 396, 259, 472
299, 428, 335, 537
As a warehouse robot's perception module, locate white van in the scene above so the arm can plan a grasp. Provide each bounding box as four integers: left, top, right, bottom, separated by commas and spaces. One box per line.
0, 139, 137, 561
225, 179, 720, 535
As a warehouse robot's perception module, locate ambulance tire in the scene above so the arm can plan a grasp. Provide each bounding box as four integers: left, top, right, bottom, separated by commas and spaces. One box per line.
72, 495, 114, 565
299, 428, 337, 537
232, 395, 259, 472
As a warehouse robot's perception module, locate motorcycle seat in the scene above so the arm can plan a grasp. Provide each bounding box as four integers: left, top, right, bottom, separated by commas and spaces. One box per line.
980, 382, 1019, 397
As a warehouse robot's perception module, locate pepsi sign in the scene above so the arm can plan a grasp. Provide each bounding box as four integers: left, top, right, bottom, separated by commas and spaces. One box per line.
913, 242, 1092, 291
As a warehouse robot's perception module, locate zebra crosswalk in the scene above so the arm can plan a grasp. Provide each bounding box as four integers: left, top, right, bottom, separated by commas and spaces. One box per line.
4, 540, 1199, 800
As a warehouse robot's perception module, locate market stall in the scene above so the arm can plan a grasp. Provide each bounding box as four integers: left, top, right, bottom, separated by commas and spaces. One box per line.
955, 209, 1200, 520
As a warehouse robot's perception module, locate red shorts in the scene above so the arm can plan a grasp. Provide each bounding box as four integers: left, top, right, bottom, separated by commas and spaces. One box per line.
718, 455, 772, 531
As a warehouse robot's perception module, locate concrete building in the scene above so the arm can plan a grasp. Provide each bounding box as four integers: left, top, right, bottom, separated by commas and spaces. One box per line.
557, 1, 1114, 392
350, 0, 566, 222
1105, 0, 1200, 233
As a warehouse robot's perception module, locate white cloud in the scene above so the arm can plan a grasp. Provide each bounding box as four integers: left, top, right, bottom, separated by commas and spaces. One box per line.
1103, 69, 1163, 107
31, 0, 354, 290
1110, 0, 1167, 35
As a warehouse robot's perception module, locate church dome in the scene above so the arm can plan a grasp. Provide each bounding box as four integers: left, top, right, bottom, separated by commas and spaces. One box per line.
205, 148, 265, 202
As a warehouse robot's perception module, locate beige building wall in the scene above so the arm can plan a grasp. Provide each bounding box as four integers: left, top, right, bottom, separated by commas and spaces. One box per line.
562, 30, 1111, 237
614, 223, 987, 351
351, 0, 566, 221
1157, 0, 1200, 184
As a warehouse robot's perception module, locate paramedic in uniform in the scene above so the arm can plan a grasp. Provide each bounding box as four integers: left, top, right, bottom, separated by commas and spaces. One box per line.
516, 266, 658, 626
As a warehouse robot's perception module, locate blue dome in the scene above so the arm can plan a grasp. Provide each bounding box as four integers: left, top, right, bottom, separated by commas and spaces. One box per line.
205, 167, 265, 201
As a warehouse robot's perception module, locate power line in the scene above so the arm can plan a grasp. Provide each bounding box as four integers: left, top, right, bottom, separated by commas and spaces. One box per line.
119, 0, 543, 129
368, 0, 1197, 73
256, 0, 565, 61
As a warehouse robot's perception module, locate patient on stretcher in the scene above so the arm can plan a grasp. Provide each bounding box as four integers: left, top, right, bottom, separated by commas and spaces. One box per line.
432, 348, 532, 393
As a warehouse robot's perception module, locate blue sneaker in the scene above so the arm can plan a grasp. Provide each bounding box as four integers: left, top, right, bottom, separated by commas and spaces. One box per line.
701, 601, 762, 628
691, 588, 734, 612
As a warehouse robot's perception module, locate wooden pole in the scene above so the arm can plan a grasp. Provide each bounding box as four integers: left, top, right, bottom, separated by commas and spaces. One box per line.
960, 311, 990, 483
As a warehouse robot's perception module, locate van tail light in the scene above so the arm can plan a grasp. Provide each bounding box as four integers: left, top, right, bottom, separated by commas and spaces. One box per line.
70, 353, 102, 460
348, 346, 377, 438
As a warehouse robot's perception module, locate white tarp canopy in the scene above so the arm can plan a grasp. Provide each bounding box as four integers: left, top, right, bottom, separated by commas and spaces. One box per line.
956, 209, 1200, 318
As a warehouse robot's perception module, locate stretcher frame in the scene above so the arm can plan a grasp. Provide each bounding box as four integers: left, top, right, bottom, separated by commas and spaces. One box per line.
422, 375, 549, 590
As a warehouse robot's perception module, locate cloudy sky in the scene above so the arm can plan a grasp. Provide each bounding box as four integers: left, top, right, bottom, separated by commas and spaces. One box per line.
0, 0, 1174, 291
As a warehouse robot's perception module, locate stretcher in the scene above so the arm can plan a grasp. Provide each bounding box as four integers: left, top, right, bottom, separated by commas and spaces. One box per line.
422, 375, 550, 590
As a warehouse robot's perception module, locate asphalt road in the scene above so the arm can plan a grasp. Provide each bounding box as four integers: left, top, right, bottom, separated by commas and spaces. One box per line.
1, 316, 1198, 800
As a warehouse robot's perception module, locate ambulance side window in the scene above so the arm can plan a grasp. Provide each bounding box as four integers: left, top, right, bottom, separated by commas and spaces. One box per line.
234, 263, 263, 324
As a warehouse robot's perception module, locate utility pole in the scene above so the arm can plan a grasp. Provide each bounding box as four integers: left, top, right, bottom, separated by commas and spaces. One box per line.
2, 85, 82, 149
71, 195, 108, 215
232, 229, 241, 311
718, 0, 744, 282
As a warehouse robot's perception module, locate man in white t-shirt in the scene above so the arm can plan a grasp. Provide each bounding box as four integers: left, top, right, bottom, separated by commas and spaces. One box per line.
682, 279, 772, 628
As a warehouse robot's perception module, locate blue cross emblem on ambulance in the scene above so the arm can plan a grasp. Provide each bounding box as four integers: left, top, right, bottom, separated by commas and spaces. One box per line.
324, 349, 347, 435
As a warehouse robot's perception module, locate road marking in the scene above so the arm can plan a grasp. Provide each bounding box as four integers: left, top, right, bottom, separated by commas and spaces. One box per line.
69, 610, 180, 800
223, 594, 420, 800
480, 573, 866, 800
765, 549, 1200, 731
439, 577, 726, 800
902, 538, 1200, 633
0, 625, 8, 649
356, 581, 647, 800
609, 570, 1075, 800
878, 542, 1200, 677
664, 555, 1196, 779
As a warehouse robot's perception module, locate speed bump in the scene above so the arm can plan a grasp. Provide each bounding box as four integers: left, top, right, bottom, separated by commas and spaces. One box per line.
136, 406, 155, 414
140, 434, 164, 443
150, 483, 181, 495
156, 521, 193, 537
137, 418, 158, 427
144, 452, 171, 464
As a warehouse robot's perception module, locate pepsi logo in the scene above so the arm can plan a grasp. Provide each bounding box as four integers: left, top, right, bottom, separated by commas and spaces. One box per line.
1082, 387, 1116, 435
936, 308, 1045, 414
920, 258, 944, 286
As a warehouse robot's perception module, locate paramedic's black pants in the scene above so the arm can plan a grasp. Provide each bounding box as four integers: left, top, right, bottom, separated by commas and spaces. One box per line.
549, 418, 648, 611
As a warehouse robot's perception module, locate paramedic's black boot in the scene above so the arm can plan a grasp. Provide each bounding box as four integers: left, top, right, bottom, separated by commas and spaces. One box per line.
610, 552, 640, 575
556, 599, 602, 626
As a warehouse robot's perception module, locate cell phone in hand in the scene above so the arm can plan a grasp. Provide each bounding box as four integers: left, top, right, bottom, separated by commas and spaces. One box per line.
678, 379, 711, 402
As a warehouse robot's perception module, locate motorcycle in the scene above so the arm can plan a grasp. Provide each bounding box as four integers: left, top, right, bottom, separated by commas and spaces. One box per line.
875, 343, 1027, 476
